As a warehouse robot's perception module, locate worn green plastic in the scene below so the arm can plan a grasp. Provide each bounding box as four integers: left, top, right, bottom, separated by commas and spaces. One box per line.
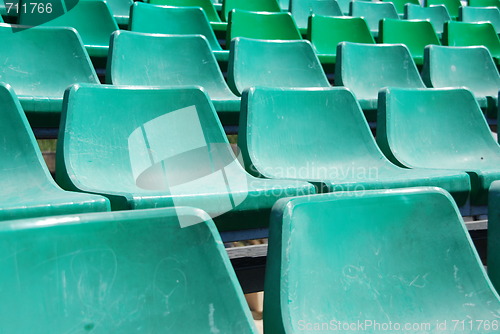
422, 45, 500, 115
0, 83, 109, 220
307, 15, 374, 65
488, 180, 500, 290
19, 0, 118, 58
0, 207, 258, 333
130, 3, 228, 63
349, 1, 399, 38
444, 21, 500, 64
222, 0, 281, 21
335, 42, 425, 117
101, 0, 133, 26
427, 0, 461, 18
265, 187, 500, 334
239, 87, 470, 204
227, 9, 302, 41
56, 85, 315, 231
148, 0, 227, 32
460, 6, 500, 33
107, 31, 240, 125
380, 18, 441, 65
0, 24, 99, 127
228, 37, 330, 96
290, 0, 343, 34
378, 87, 500, 205
381, 0, 419, 15
405, 3, 451, 36
470, 0, 500, 7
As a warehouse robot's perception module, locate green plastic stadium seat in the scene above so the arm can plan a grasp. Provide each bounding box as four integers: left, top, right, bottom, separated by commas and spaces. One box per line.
0, 207, 258, 333
227, 9, 302, 41
378, 87, 500, 205
422, 45, 500, 116
0, 24, 99, 127
488, 180, 500, 290
307, 15, 375, 65
405, 3, 451, 36
380, 18, 441, 65
469, 0, 500, 8
19, 0, 118, 59
101, 0, 133, 26
381, 0, 419, 15
279, 0, 289, 10
0, 83, 109, 220
239, 87, 471, 204
427, 0, 461, 18
222, 0, 281, 21
444, 21, 500, 64
130, 3, 228, 63
290, 0, 343, 34
265, 187, 500, 334
56, 85, 315, 231
350, 1, 399, 38
107, 31, 240, 125
460, 6, 500, 33
148, 0, 227, 33
335, 42, 425, 120
228, 38, 330, 96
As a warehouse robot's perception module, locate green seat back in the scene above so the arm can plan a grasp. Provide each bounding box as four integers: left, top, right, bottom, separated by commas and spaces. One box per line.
227, 9, 302, 41
149, 0, 222, 22
308, 15, 374, 61
405, 3, 451, 35
380, 18, 441, 65
335, 42, 425, 110
0, 207, 257, 333
56, 85, 315, 229
350, 1, 399, 36
130, 2, 222, 51
427, 0, 461, 17
469, 0, 500, 8
19, 0, 118, 58
228, 37, 330, 96
290, 0, 343, 31
422, 45, 500, 108
381, 0, 419, 15
0, 83, 109, 220
265, 187, 500, 334
0, 24, 99, 126
445, 21, 500, 59
100, 0, 133, 25
222, 0, 281, 21
377, 87, 500, 204
239, 86, 470, 203
460, 6, 500, 33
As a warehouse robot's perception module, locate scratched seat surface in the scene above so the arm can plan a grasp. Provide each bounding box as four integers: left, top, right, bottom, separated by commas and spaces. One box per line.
56, 85, 315, 231
0, 207, 258, 333
265, 187, 500, 334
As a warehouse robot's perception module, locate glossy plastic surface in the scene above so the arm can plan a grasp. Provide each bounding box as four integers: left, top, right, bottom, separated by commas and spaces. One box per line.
444, 21, 500, 64
107, 31, 239, 124
265, 187, 500, 334
0, 24, 99, 127
19, 0, 118, 58
0, 207, 257, 333
56, 85, 316, 230
227, 9, 301, 41
130, 3, 228, 62
222, 0, 281, 21
380, 18, 441, 65
427, 0, 461, 17
405, 3, 451, 35
469, 0, 500, 7
377, 87, 500, 205
239, 87, 470, 204
0, 83, 109, 220
290, 0, 343, 34
350, 0, 399, 37
335, 42, 425, 112
381, 0, 419, 15
102, 0, 133, 25
422, 45, 500, 113
307, 15, 374, 65
460, 6, 500, 33
228, 37, 330, 96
